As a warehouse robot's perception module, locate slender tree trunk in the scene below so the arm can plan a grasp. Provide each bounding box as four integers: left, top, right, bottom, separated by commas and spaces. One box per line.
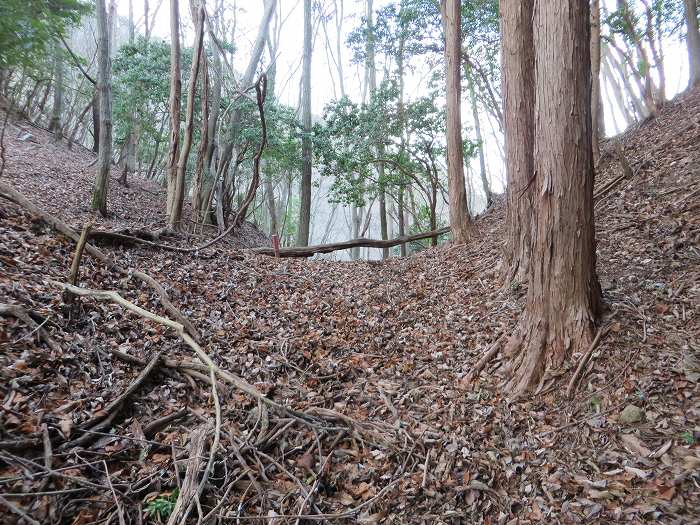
591, 0, 602, 165
192, 40, 209, 223
166, 0, 182, 222
686, 0, 700, 87
501, 0, 534, 284
170, 3, 205, 228
297, 0, 313, 246
68, 96, 93, 150
466, 65, 493, 209
504, 0, 601, 395
49, 45, 64, 141
91, 0, 113, 216
442, 0, 470, 244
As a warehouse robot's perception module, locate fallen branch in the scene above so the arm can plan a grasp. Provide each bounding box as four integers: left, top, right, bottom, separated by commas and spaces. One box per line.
466, 335, 504, 383
0, 303, 60, 352
566, 325, 610, 399
251, 227, 451, 258
53, 282, 315, 424
166, 426, 208, 525
0, 181, 200, 340
68, 223, 92, 285
76, 349, 164, 434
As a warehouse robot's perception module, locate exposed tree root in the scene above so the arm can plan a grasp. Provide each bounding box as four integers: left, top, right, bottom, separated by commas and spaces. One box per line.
503, 312, 595, 396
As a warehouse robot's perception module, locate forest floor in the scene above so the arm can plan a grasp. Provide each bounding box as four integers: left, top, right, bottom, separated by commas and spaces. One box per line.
0, 89, 698, 524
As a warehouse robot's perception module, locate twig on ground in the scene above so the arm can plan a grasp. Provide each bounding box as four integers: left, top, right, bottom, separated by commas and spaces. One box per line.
103, 461, 126, 525
0, 303, 60, 352
0, 494, 41, 525
566, 325, 611, 399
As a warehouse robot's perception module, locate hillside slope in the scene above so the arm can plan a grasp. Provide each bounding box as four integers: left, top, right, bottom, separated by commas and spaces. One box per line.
0, 90, 698, 524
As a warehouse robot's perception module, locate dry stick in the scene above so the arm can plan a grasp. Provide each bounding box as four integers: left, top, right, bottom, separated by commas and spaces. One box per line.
103, 460, 126, 525
466, 335, 504, 382
68, 223, 93, 285
0, 303, 61, 352
191, 368, 221, 525
0, 182, 201, 341
143, 408, 189, 438
565, 326, 611, 399
59, 350, 164, 451
54, 282, 324, 426
0, 494, 41, 525
166, 427, 208, 525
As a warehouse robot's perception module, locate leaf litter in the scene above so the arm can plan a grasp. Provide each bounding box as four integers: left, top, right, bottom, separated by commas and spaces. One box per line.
0, 89, 698, 523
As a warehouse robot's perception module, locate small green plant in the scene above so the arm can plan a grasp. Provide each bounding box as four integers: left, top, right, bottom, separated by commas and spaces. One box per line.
145, 489, 179, 522
590, 395, 602, 411
680, 431, 695, 446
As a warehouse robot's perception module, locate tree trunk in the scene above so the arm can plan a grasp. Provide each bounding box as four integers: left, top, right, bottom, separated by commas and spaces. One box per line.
466, 65, 493, 209
91, 0, 113, 216
297, 0, 313, 246
504, 0, 601, 395
170, 3, 205, 228
591, 0, 602, 166
49, 45, 64, 141
192, 41, 209, 223
501, 0, 535, 284
686, 0, 700, 87
442, 0, 470, 244
166, 0, 182, 222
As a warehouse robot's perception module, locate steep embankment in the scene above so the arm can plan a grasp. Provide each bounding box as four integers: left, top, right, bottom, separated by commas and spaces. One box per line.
0, 90, 698, 524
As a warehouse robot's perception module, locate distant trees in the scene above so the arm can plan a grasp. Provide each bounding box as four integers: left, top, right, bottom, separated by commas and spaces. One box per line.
501, 0, 601, 394
685, 0, 700, 87
91, 0, 113, 216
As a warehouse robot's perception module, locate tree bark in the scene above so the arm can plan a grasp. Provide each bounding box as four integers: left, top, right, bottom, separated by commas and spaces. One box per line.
504, 0, 601, 395
91, 0, 113, 216
297, 0, 313, 247
591, 0, 602, 166
166, 0, 182, 221
442, 0, 470, 244
686, 0, 700, 87
192, 40, 209, 223
170, 4, 205, 228
49, 45, 64, 141
501, 0, 534, 284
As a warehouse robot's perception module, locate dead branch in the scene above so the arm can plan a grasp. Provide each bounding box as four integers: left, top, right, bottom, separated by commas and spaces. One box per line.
251, 227, 451, 258
0, 303, 60, 352
166, 426, 208, 525
566, 325, 610, 399
0, 181, 200, 340
68, 223, 92, 285
76, 349, 164, 435
466, 335, 504, 383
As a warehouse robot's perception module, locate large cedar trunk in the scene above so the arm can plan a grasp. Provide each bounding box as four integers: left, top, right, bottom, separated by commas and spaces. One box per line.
296, 0, 313, 246
501, 0, 534, 284
166, 0, 182, 220
503, 0, 601, 394
442, 0, 470, 244
591, 0, 602, 166
686, 0, 700, 87
91, 0, 113, 215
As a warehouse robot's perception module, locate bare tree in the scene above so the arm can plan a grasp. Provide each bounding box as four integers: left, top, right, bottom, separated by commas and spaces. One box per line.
441, 0, 471, 244
48, 44, 64, 141
91, 0, 113, 216
297, 0, 313, 246
166, 0, 182, 223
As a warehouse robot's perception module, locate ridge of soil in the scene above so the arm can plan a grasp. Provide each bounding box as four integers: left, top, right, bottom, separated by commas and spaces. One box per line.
0, 89, 698, 523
